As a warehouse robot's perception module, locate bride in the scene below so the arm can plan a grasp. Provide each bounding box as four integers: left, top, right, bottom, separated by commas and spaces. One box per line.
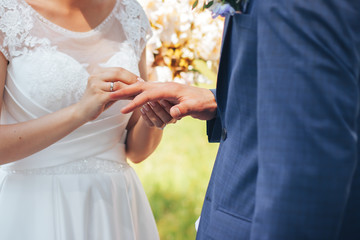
0, 0, 167, 239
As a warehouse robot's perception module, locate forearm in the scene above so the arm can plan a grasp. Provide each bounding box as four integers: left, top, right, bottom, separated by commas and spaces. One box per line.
125, 116, 163, 163
0, 104, 86, 164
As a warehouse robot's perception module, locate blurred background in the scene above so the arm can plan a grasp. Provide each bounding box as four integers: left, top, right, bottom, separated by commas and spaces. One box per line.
132, 0, 224, 239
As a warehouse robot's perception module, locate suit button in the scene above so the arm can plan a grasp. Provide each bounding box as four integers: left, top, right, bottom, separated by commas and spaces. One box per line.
221, 128, 227, 141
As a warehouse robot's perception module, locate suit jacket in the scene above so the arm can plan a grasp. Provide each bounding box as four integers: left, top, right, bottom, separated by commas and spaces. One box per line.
197, 0, 360, 239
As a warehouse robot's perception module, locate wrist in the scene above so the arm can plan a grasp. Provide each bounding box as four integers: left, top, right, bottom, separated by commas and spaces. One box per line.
69, 103, 89, 126
203, 88, 218, 120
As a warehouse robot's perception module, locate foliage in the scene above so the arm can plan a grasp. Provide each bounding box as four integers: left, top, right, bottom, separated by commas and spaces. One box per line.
132, 2, 222, 238
139, 0, 224, 84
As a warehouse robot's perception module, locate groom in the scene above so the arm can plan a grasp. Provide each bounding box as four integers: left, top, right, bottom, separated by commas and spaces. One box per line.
113, 0, 360, 239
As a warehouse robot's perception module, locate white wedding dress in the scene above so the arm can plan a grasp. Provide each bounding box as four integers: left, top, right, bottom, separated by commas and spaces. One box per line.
0, 0, 159, 239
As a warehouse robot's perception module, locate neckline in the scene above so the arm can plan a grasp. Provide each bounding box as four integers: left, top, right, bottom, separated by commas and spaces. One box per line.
21, 0, 119, 37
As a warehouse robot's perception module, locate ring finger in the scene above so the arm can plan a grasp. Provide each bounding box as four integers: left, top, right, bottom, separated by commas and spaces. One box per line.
100, 81, 127, 92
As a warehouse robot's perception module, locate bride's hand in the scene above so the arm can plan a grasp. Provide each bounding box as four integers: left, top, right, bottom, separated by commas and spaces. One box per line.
140, 100, 177, 129
75, 68, 139, 122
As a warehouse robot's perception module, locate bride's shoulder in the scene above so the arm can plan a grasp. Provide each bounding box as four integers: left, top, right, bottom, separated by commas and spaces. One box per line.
114, 0, 152, 58
0, 0, 35, 60
0, 0, 32, 35
0, 0, 21, 12
0, 0, 18, 7
0, 0, 20, 39
0, 0, 27, 28
114, 0, 151, 36
0, 0, 20, 58
115, 0, 147, 18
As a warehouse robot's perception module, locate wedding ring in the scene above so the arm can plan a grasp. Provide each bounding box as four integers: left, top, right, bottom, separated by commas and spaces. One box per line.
110, 82, 114, 92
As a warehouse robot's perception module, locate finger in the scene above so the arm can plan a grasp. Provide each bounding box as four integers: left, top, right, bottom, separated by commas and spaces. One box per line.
96, 81, 126, 92
142, 103, 166, 128
112, 81, 129, 92
170, 106, 182, 120
170, 100, 205, 120
93, 68, 139, 84
140, 108, 155, 127
111, 82, 145, 101
121, 92, 162, 114
113, 82, 181, 101
158, 100, 173, 115
158, 100, 177, 123
170, 101, 195, 120
148, 101, 174, 124
119, 87, 178, 113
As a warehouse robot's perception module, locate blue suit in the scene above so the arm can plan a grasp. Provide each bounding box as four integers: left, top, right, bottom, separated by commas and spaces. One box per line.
197, 0, 360, 239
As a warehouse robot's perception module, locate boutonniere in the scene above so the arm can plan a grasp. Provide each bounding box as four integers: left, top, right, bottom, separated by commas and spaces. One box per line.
193, 0, 249, 18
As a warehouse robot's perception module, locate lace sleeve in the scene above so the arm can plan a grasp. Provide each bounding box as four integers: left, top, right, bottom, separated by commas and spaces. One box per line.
0, 36, 9, 60
0, 4, 10, 60
138, 7, 153, 57
117, 0, 153, 61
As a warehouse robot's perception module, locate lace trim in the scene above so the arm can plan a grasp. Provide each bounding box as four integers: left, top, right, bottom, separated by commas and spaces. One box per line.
21, 0, 120, 37
0, 0, 151, 60
0, 0, 55, 59
4, 158, 130, 175
0, 46, 9, 59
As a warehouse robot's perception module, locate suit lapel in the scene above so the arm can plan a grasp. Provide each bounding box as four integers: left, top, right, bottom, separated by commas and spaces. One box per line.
216, 16, 233, 108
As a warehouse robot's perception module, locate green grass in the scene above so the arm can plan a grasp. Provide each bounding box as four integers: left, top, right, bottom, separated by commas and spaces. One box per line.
193, 59, 218, 83
132, 116, 219, 239
133, 61, 219, 239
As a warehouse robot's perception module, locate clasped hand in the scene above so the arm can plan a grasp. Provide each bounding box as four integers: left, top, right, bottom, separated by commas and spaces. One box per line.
109, 70, 218, 123
78, 67, 217, 128
76, 68, 177, 129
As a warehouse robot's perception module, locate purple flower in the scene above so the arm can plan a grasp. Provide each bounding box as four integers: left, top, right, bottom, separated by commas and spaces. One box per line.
210, 3, 236, 18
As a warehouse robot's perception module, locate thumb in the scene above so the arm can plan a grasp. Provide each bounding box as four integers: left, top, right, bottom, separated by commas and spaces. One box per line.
170, 103, 191, 120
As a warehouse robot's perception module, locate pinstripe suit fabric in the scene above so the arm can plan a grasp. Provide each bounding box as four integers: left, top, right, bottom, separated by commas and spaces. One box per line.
197, 0, 360, 239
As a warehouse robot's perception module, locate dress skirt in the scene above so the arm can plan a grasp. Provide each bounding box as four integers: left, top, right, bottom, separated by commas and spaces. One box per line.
0, 160, 159, 240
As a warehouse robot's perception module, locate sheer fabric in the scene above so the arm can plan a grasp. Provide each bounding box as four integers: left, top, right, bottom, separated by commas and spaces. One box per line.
0, 0, 158, 239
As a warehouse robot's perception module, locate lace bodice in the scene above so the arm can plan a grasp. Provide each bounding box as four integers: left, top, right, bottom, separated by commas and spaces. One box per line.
0, 0, 152, 112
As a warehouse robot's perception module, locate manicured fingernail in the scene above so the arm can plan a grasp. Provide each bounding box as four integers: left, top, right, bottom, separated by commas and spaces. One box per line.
149, 102, 156, 107
173, 107, 181, 116
137, 77, 145, 82
140, 108, 145, 114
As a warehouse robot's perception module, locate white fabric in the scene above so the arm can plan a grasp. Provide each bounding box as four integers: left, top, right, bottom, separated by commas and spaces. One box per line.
195, 216, 201, 232
0, 0, 158, 239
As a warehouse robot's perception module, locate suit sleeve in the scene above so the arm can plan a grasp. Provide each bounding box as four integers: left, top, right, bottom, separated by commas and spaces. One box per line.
207, 89, 222, 143
252, 1, 360, 239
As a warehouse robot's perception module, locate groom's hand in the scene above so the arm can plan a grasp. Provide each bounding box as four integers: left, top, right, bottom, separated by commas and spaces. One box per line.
111, 82, 217, 121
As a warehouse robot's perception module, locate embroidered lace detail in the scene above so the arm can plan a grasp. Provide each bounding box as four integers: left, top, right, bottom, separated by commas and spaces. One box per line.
116, 0, 152, 60
0, 46, 9, 59
4, 158, 130, 175
19, 50, 89, 112
99, 42, 140, 76
0, 0, 55, 59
